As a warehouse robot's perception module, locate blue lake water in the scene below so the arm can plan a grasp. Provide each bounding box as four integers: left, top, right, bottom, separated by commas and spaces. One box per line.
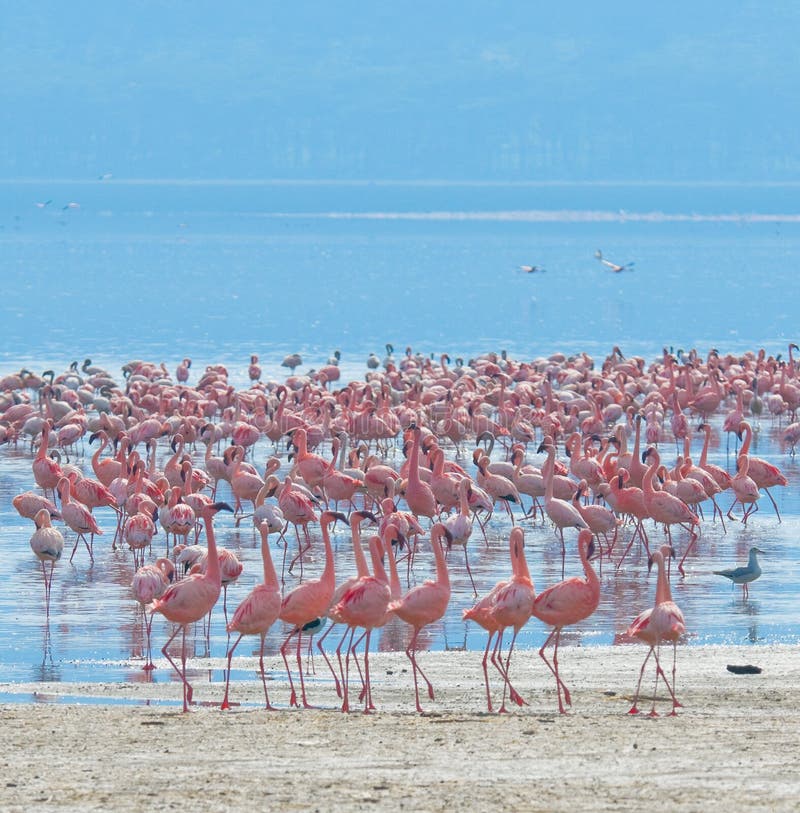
1, 179, 798, 694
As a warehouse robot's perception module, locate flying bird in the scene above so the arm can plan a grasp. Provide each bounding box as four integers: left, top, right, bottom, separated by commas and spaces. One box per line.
595, 250, 634, 272
520, 265, 546, 273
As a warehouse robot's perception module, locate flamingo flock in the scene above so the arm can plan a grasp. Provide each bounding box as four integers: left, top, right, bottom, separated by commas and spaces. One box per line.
2, 343, 796, 715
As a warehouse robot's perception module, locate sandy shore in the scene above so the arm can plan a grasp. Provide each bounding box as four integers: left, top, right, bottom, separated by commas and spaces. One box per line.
1, 644, 798, 812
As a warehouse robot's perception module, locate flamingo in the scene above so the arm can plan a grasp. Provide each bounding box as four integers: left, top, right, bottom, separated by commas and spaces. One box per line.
220, 520, 282, 710
88, 430, 124, 487
287, 426, 329, 490
331, 533, 392, 713
726, 453, 761, 525
443, 476, 477, 595
316, 510, 377, 698
150, 501, 233, 711
537, 438, 589, 573
571, 479, 619, 560
248, 354, 261, 382
273, 474, 319, 575
474, 453, 521, 525
737, 420, 787, 521
609, 468, 651, 567
29, 508, 64, 617
13, 491, 61, 521
176, 358, 191, 383
626, 546, 685, 716
530, 529, 600, 714
123, 497, 158, 567
403, 422, 438, 522
641, 447, 700, 576
56, 476, 103, 563
131, 558, 174, 670
463, 527, 534, 713
32, 423, 63, 496
387, 523, 452, 713
278, 510, 344, 708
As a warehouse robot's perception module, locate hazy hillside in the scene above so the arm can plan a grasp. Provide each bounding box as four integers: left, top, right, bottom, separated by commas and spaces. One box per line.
2, 2, 798, 180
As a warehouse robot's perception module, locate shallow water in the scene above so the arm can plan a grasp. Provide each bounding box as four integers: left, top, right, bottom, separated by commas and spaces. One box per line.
1, 179, 798, 692
1, 404, 798, 690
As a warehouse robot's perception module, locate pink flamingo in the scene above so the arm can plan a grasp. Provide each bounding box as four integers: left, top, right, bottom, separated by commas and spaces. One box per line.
626, 546, 685, 716
13, 491, 61, 521
696, 423, 733, 492
56, 476, 103, 563
32, 423, 63, 496
609, 468, 651, 567
468, 527, 535, 713
387, 522, 452, 713
727, 453, 761, 524
131, 558, 174, 670
88, 430, 124, 487
29, 508, 64, 617
320, 436, 365, 512
316, 510, 377, 698
221, 520, 281, 710
641, 447, 699, 576
229, 445, 265, 518
537, 438, 589, 574
278, 510, 344, 708
474, 453, 521, 525
331, 533, 392, 713
123, 497, 158, 567
150, 501, 233, 711
176, 357, 191, 383
403, 423, 438, 522
737, 420, 788, 521
288, 426, 329, 490
443, 476, 478, 595
248, 354, 261, 382
530, 529, 600, 714
571, 479, 619, 560
273, 474, 319, 575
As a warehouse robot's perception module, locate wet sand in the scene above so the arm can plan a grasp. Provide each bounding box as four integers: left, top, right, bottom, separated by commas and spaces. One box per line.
1, 643, 798, 811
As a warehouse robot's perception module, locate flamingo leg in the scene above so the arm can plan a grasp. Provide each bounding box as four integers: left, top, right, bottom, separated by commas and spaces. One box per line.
677, 526, 698, 576
258, 633, 275, 710
763, 488, 782, 522
480, 632, 496, 712
144, 611, 156, 671
280, 627, 300, 707
315, 621, 343, 697
341, 626, 357, 712
161, 625, 192, 712
498, 628, 525, 713
539, 627, 571, 713
220, 633, 242, 710
628, 647, 654, 715
463, 546, 477, 596
405, 627, 435, 713
293, 631, 314, 708
350, 628, 374, 712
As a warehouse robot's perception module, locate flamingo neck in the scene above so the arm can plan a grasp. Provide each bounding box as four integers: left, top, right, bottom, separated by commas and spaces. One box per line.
204, 516, 221, 586
432, 530, 450, 590
351, 519, 370, 578
259, 528, 279, 590
654, 552, 671, 604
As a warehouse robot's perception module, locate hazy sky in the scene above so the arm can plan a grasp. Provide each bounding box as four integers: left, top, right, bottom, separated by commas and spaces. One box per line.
2, 2, 798, 181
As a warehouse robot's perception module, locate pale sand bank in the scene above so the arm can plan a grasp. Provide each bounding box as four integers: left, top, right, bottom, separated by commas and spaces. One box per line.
1, 644, 798, 812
